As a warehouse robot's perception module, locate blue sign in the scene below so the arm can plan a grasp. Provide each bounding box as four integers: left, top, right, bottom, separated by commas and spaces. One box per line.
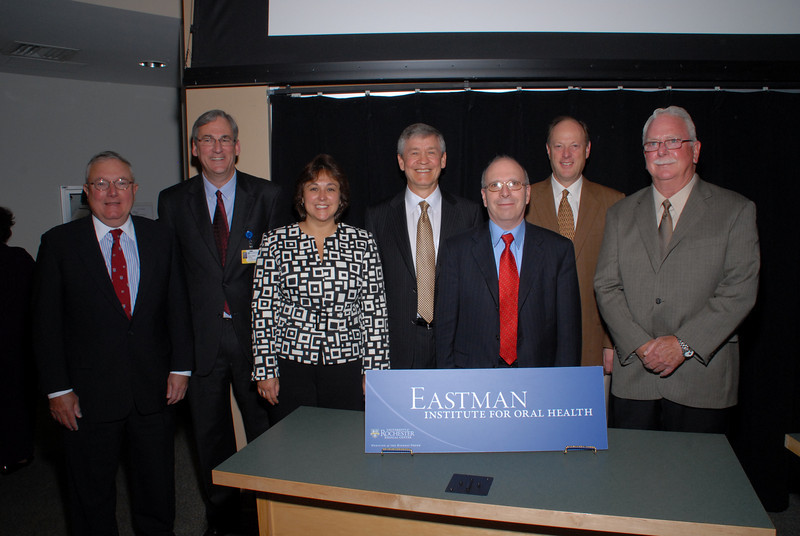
365, 367, 607, 453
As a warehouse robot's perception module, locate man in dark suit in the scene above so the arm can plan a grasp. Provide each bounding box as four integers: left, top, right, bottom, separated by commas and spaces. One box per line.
594, 106, 759, 433
32, 151, 193, 535
157, 110, 286, 535
365, 123, 482, 369
527, 117, 623, 387
436, 156, 581, 369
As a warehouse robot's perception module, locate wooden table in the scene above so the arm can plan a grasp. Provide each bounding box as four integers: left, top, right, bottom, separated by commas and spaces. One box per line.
213, 406, 774, 536
785, 433, 800, 458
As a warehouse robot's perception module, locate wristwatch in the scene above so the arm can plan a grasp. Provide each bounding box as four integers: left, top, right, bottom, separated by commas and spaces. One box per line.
676, 337, 695, 359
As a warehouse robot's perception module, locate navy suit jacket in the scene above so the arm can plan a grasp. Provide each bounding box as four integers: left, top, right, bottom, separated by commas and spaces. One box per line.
157, 171, 287, 376
435, 221, 581, 368
365, 189, 483, 369
32, 216, 193, 423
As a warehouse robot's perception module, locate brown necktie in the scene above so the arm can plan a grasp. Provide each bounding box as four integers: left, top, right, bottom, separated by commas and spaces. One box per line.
557, 189, 575, 241
499, 234, 519, 365
110, 229, 131, 318
416, 200, 435, 324
213, 190, 231, 315
659, 199, 673, 257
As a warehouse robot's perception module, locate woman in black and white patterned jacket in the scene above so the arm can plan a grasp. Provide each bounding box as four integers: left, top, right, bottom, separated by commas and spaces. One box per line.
251, 154, 390, 424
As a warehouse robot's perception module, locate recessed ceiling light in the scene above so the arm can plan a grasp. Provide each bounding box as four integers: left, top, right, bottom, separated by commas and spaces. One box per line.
139, 60, 167, 69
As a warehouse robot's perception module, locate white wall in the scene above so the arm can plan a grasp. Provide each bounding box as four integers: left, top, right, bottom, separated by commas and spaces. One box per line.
0, 72, 181, 256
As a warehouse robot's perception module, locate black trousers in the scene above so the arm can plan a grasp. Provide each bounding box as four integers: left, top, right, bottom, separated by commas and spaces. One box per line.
188, 319, 271, 529
267, 358, 363, 424
610, 395, 733, 434
63, 407, 175, 536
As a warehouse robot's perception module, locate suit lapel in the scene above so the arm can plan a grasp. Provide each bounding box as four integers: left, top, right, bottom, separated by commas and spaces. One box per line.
130, 217, 149, 318
76, 217, 131, 320
517, 224, 541, 311
529, 181, 559, 232
227, 175, 255, 269
389, 193, 415, 278
634, 189, 662, 271
471, 225, 500, 307
664, 179, 710, 258
187, 178, 220, 265
573, 180, 601, 259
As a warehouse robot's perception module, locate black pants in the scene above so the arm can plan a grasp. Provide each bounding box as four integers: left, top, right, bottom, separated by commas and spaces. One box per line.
610, 395, 732, 434
188, 319, 271, 530
268, 358, 363, 424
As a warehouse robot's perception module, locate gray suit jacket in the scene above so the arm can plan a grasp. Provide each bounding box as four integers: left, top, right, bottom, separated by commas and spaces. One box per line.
365, 189, 483, 369
594, 178, 760, 408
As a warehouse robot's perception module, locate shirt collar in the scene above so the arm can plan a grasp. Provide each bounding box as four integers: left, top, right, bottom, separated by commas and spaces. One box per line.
203, 170, 237, 199
550, 175, 583, 200
489, 219, 526, 250
405, 185, 442, 215
91, 214, 136, 243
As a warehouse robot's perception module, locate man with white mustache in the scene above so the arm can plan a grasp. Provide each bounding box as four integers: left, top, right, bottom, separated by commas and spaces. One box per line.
594, 106, 760, 433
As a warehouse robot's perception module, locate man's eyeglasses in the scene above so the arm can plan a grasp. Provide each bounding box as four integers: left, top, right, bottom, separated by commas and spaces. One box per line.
483, 180, 528, 192
195, 135, 236, 147
643, 138, 695, 152
88, 178, 134, 191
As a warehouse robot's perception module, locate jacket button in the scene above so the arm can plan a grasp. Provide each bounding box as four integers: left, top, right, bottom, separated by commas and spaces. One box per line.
655, 298, 662, 304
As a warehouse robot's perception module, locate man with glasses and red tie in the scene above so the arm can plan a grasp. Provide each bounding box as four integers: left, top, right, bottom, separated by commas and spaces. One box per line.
32, 151, 193, 536
435, 155, 581, 369
158, 110, 288, 536
594, 106, 760, 433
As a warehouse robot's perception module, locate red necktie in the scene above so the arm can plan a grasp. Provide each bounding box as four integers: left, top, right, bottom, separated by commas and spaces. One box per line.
499, 233, 518, 365
213, 191, 231, 315
110, 229, 131, 319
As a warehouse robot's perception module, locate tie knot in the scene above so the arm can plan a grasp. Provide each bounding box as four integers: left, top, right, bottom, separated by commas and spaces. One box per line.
502, 233, 514, 247
419, 200, 429, 213
216, 190, 223, 201
110, 229, 123, 241
561, 189, 569, 200
662, 199, 671, 211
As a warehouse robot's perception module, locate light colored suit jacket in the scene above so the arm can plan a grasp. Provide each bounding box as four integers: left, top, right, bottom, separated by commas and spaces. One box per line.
594, 178, 759, 408
527, 178, 624, 366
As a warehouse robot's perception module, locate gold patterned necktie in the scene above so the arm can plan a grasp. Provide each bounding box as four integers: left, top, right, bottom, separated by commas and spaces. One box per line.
557, 189, 575, 241
659, 199, 673, 257
416, 200, 435, 324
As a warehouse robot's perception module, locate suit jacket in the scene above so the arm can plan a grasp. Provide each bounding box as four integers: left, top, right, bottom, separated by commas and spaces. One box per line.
157, 171, 287, 376
527, 178, 624, 366
32, 216, 193, 423
594, 178, 759, 408
365, 189, 483, 369
435, 221, 582, 368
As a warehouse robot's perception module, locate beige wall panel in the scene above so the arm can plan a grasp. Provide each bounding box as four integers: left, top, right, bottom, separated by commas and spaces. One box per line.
184, 86, 272, 181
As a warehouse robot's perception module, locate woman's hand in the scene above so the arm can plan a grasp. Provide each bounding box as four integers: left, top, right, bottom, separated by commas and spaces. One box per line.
257, 378, 280, 405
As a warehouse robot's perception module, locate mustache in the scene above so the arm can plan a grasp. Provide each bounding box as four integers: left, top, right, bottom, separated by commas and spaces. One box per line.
653, 157, 678, 165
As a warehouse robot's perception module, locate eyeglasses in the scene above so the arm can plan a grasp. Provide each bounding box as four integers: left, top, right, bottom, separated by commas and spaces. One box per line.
643, 138, 695, 152
483, 180, 528, 192
88, 178, 134, 191
195, 135, 236, 147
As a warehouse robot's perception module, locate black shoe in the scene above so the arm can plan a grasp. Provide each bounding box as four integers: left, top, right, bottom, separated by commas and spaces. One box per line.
1, 457, 33, 476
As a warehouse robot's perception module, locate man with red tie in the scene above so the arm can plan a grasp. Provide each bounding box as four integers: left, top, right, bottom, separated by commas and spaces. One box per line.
435, 155, 581, 369
32, 151, 193, 535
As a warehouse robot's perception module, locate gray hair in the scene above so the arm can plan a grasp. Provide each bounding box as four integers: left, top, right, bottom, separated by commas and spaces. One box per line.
642, 106, 697, 143
397, 123, 446, 154
192, 109, 239, 142
85, 151, 134, 182
480, 155, 529, 187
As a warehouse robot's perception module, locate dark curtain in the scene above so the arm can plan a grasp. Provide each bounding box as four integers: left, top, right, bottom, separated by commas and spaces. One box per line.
271, 89, 800, 511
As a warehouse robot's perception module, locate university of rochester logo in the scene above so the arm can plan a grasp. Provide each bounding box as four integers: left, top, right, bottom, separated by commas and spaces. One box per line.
369, 429, 380, 438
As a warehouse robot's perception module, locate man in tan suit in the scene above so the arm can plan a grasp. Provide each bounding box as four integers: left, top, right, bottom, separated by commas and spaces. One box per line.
527, 117, 623, 378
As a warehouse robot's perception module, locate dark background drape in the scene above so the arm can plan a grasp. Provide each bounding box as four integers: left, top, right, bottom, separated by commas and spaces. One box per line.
271, 89, 800, 511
